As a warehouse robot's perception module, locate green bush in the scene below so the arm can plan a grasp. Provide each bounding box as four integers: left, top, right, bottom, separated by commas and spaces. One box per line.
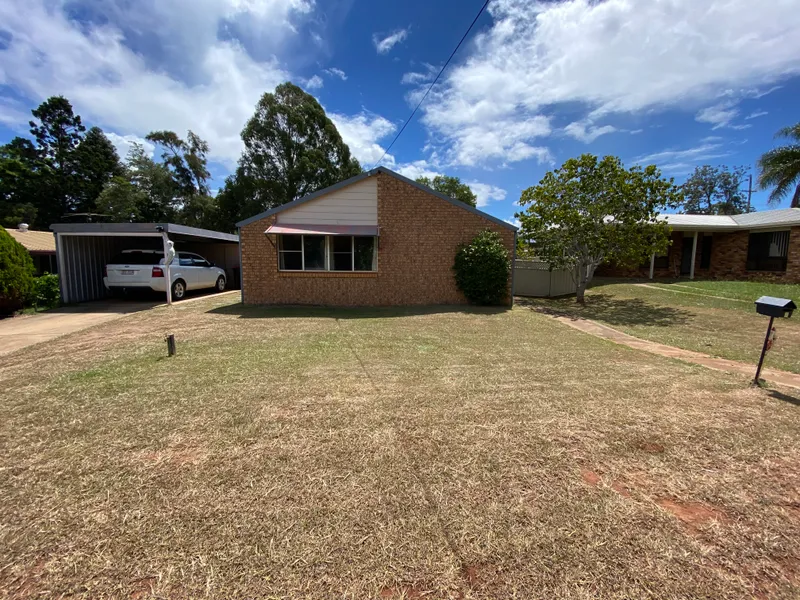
0, 228, 35, 315
32, 273, 61, 310
453, 230, 511, 305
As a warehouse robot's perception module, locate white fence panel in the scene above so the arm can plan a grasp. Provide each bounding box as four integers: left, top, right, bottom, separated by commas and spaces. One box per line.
514, 260, 577, 297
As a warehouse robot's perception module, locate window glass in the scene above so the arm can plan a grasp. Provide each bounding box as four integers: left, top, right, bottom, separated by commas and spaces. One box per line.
303, 235, 326, 270
747, 231, 789, 271
331, 235, 353, 271
279, 235, 302, 252
700, 235, 712, 269
354, 237, 376, 271
179, 254, 193, 266
278, 235, 302, 270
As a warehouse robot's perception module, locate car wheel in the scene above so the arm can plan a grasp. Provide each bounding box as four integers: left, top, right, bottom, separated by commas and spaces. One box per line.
171, 279, 186, 301
215, 276, 226, 292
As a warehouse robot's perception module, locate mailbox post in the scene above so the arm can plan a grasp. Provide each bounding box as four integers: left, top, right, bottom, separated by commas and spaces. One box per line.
753, 296, 796, 385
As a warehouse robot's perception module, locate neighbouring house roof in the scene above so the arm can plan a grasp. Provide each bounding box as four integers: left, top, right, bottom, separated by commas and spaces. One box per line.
4, 227, 56, 253
658, 208, 800, 231
235, 166, 518, 231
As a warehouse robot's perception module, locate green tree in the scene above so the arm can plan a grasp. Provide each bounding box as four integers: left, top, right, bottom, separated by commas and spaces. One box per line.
96, 144, 179, 222
218, 82, 362, 230
28, 96, 86, 223
0, 227, 35, 314
73, 127, 122, 214
757, 122, 800, 207
516, 154, 679, 304
415, 175, 477, 207
146, 130, 210, 196
682, 165, 749, 215
0, 140, 39, 228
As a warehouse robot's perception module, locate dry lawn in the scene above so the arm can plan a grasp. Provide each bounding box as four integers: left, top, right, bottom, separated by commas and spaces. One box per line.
1, 294, 799, 599
526, 279, 800, 374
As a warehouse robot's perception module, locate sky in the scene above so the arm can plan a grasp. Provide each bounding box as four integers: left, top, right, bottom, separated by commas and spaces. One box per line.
1, 0, 800, 227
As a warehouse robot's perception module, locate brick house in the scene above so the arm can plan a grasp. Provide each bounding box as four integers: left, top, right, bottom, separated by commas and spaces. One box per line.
236, 167, 517, 306
596, 209, 800, 282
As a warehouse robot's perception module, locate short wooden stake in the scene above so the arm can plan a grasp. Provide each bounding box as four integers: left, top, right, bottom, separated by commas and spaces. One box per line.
166, 334, 176, 357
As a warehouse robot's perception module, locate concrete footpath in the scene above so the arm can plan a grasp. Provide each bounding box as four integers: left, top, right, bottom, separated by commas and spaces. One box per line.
553, 315, 800, 390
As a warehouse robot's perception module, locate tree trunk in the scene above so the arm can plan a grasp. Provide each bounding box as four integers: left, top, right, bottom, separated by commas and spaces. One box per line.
576, 280, 587, 304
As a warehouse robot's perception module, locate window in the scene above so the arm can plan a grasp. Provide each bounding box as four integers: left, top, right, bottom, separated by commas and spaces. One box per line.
700, 235, 712, 269
277, 234, 377, 272
178, 253, 194, 267
653, 252, 669, 269
747, 230, 790, 271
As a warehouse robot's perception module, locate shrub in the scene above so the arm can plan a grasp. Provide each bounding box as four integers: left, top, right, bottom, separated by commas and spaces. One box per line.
453, 230, 510, 305
32, 273, 61, 310
0, 228, 35, 315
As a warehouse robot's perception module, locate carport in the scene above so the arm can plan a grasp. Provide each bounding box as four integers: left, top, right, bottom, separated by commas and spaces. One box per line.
50, 223, 239, 304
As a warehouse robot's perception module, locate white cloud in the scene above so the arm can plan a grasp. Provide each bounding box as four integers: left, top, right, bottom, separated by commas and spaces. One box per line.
563, 119, 617, 143
304, 74, 324, 89
0, 0, 301, 165
634, 143, 732, 165
105, 133, 155, 160
329, 111, 396, 167
401, 72, 431, 85
420, 0, 800, 167
393, 160, 440, 181
504, 217, 521, 229
695, 102, 739, 129
373, 29, 409, 55
746, 110, 768, 120
466, 181, 507, 207
323, 67, 347, 81
629, 129, 643, 135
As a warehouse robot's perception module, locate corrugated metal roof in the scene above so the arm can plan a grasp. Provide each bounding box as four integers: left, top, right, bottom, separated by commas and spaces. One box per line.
732, 208, 800, 227
657, 208, 800, 230
4, 228, 56, 253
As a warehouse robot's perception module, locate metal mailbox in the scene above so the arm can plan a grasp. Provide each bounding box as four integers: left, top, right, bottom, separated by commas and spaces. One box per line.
754, 296, 796, 318
753, 296, 796, 385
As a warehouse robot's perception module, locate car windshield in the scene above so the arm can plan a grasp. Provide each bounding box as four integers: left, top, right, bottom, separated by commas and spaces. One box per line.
109, 251, 163, 265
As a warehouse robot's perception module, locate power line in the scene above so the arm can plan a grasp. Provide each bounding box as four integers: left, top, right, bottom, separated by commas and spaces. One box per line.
370, 0, 491, 169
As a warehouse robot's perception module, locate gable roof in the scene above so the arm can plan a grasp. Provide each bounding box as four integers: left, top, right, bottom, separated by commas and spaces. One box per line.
657, 208, 800, 231
4, 228, 56, 253
235, 166, 517, 231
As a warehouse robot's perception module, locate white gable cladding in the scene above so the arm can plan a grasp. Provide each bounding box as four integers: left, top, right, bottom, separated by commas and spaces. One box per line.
276, 177, 377, 226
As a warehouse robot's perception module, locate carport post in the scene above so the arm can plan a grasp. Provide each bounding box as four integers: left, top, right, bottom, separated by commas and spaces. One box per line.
649, 253, 655, 280
689, 231, 698, 280
161, 232, 173, 305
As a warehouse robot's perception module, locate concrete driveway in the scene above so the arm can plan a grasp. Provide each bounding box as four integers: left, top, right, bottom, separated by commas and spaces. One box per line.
0, 300, 158, 356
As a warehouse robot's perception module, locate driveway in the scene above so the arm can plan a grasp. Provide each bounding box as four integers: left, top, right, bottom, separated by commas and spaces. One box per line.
0, 300, 159, 356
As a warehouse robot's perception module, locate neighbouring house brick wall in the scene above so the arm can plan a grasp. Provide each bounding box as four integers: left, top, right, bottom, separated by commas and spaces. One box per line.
240, 172, 516, 306
596, 226, 800, 282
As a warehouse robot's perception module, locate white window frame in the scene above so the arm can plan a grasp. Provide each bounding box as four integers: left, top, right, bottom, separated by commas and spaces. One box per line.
278, 234, 377, 272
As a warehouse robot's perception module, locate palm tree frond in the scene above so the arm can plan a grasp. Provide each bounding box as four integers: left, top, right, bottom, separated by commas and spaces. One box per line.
776, 123, 800, 142
793, 184, 800, 209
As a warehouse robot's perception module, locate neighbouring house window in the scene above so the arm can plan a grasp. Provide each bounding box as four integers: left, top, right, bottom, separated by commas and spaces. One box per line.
278, 234, 377, 272
700, 235, 713, 269
653, 252, 669, 269
746, 230, 790, 271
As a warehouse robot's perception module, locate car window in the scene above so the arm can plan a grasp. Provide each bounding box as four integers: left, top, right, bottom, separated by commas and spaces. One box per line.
192, 257, 209, 267
178, 253, 193, 266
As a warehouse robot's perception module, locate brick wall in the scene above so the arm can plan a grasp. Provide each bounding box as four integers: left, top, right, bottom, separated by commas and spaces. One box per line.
240, 172, 516, 306
596, 226, 800, 283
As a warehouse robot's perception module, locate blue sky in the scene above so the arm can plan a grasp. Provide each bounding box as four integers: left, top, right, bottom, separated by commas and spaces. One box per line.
1, 0, 799, 225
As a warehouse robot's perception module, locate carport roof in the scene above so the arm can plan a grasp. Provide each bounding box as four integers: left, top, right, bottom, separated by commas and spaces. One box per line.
50, 223, 238, 242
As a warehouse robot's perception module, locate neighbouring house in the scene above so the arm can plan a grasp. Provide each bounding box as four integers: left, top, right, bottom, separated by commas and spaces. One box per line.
5, 224, 57, 275
236, 167, 517, 306
596, 209, 800, 282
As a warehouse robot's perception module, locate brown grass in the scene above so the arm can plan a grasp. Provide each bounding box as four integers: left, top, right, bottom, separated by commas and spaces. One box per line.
1, 294, 799, 599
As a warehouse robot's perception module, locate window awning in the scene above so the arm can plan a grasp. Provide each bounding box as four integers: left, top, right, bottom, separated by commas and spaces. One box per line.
265, 224, 379, 236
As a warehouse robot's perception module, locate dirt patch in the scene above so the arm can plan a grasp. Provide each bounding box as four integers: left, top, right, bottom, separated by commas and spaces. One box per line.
657, 498, 730, 528
581, 469, 602, 486
634, 440, 665, 454
611, 482, 632, 498
130, 576, 158, 600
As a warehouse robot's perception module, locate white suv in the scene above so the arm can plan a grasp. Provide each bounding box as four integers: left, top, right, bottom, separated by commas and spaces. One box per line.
104, 249, 227, 300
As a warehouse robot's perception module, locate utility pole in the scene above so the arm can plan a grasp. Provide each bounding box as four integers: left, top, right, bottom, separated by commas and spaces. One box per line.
743, 173, 757, 213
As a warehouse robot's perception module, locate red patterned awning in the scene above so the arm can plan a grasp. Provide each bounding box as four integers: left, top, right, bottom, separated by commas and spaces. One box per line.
265, 224, 379, 236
